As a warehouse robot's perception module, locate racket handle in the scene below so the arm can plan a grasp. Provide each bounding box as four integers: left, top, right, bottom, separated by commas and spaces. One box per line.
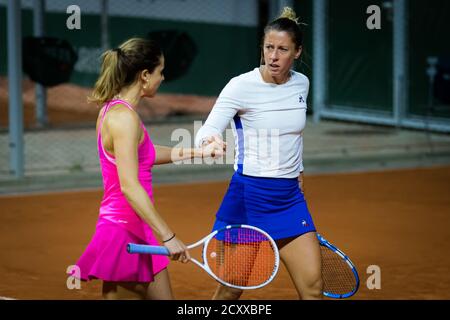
127, 243, 170, 255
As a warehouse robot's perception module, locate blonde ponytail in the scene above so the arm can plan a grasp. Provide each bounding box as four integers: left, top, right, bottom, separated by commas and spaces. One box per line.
88, 50, 124, 106
88, 38, 163, 107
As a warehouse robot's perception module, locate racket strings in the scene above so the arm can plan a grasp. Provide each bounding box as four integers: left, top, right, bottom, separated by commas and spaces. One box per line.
206, 228, 277, 287
320, 246, 357, 295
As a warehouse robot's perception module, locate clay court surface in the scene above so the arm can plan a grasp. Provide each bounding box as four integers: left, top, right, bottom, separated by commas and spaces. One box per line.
0, 166, 449, 300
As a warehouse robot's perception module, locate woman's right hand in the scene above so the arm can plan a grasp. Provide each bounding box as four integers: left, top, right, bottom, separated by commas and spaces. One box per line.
201, 135, 226, 159
163, 236, 191, 263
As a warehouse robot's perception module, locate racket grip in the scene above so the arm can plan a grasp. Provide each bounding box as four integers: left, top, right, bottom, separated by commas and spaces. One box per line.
127, 243, 170, 255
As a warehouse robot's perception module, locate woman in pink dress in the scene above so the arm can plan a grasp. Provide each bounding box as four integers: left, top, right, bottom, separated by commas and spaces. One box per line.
75, 38, 224, 299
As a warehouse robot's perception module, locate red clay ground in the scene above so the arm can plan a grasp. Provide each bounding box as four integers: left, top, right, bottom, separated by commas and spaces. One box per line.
0, 166, 449, 300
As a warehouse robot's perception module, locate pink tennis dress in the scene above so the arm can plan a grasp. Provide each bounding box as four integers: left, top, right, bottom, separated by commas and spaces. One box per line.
76, 99, 169, 282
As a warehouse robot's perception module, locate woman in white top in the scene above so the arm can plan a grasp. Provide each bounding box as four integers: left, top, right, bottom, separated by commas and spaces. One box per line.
195, 7, 323, 300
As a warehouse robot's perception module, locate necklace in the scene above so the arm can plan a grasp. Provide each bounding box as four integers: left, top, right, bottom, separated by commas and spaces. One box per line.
114, 94, 135, 108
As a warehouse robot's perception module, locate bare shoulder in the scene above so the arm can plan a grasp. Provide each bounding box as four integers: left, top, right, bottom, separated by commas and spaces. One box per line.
105, 103, 140, 134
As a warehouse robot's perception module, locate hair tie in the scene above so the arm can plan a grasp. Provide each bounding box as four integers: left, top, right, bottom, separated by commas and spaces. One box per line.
112, 47, 122, 55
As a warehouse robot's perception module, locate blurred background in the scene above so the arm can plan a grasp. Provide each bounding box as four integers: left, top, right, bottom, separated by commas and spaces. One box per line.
1, 0, 450, 188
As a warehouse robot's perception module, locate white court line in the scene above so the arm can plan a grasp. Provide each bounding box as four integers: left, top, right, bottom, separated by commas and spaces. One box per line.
0, 296, 16, 300
0, 186, 103, 198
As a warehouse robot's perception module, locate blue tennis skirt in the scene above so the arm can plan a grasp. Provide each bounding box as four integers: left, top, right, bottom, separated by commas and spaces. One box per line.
212, 172, 316, 240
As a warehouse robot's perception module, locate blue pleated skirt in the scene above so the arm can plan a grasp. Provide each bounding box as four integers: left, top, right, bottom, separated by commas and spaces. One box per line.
212, 172, 316, 240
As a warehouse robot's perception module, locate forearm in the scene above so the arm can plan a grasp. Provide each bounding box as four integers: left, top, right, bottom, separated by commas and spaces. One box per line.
194, 102, 238, 148
154, 145, 202, 165
122, 183, 173, 240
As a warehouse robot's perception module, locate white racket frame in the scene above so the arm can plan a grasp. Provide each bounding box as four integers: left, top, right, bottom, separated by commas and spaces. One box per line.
187, 224, 280, 290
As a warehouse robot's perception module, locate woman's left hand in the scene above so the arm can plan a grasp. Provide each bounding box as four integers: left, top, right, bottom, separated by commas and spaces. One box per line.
201, 139, 226, 159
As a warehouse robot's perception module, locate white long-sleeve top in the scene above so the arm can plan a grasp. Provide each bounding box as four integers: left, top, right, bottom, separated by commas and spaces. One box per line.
195, 67, 309, 178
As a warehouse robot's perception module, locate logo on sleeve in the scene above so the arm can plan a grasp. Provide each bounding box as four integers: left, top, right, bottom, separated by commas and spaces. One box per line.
299, 95, 305, 103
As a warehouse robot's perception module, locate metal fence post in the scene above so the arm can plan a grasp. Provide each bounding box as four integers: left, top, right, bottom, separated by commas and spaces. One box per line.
8, 0, 24, 178
393, 0, 408, 127
34, 0, 48, 127
313, 0, 327, 123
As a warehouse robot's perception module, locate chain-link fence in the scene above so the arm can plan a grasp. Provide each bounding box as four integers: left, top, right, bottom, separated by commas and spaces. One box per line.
1, 0, 261, 126
310, 0, 450, 132
2, 0, 449, 178
1, 0, 267, 176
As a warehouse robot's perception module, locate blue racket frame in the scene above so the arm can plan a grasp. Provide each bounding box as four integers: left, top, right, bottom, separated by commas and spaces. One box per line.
316, 233, 360, 299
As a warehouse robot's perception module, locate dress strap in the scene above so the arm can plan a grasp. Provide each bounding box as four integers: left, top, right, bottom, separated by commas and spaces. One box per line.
98, 99, 136, 137
97, 99, 144, 164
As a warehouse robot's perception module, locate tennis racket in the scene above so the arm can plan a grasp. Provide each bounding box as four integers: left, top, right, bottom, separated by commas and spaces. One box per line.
128, 224, 280, 290
317, 233, 360, 298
